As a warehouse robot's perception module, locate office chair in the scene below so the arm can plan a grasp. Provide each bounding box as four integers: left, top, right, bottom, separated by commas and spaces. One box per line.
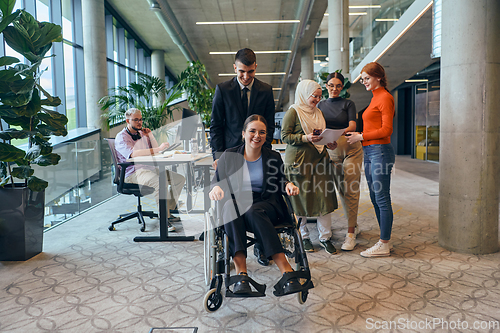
106, 138, 158, 232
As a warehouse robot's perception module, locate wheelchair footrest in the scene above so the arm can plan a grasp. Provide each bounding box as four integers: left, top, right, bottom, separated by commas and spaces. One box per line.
273, 270, 314, 297
226, 274, 266, 298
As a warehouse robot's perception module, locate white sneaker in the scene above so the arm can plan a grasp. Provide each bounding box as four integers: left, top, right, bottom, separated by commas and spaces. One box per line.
360, 240, 390, 257
341, 233, 356, 251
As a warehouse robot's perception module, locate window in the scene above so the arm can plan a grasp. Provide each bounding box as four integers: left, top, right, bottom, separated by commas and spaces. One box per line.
61, 0, 73, 42
63, 43, 76, 130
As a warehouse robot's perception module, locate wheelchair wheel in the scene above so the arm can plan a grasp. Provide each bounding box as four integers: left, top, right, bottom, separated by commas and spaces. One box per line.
298, 290, 308, 304
204, 288, 223, 312
204, 208, 216, 286
278, 229, 296, 259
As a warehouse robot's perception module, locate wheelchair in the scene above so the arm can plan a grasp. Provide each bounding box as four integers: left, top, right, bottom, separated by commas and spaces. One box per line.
203, 195, 314, 312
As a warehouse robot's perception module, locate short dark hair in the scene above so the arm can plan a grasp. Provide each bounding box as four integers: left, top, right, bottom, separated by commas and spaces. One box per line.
235, 48, 256, 66
326, 72, 345, 86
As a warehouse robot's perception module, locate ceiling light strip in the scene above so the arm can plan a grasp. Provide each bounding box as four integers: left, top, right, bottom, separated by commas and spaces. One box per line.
352, 0, 434, 83
196, 20, 299, 25
405, 79, 428, 82
349, 12, 368, 15
375, 18, 399, 21
210, 50, 291, 55
349, 5, 382, 9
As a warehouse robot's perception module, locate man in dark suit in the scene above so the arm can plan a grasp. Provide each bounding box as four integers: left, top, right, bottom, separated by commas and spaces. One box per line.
210, 48, 276, 266
210, 48, 275, 163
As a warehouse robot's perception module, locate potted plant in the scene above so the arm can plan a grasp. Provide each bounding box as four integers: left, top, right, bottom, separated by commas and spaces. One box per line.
99, 73, 183, 132
0, 2, 67, 261
175, 60, 214, 129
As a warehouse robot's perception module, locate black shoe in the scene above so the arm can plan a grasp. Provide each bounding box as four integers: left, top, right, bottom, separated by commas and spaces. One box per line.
233, 273, 252, 294
283, 277, 302, 294
254, 246, 270, 266
168, 215, 181, 223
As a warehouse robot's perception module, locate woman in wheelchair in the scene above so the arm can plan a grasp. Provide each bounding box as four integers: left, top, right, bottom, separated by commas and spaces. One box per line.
209, 115, 304, 296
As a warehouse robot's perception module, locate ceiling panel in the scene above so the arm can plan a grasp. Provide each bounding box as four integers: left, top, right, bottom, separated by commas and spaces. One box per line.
108, 0, 323, 88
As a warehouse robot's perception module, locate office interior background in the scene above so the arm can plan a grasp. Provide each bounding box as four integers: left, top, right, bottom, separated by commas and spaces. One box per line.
1, 0, 498, 255
0, 1, 499, 332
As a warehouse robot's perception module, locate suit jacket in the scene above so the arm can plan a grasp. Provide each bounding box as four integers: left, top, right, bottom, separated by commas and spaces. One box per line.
210, 77, 275, 160
211, 144, 292, 224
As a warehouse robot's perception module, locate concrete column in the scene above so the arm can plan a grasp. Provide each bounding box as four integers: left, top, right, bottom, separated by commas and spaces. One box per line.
82, 0, 108, 135
301, 44, 314, 80
439, 0, 500, 254
287, 82, 297, 111
328, 0, 349, 75
151, 50, 166, 106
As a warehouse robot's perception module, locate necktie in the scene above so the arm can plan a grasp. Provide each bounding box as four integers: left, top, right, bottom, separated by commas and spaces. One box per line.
242, 87, 249, 115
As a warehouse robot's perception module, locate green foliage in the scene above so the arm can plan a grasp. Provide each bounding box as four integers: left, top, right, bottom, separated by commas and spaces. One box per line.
0, 3, 67, 192
175, 60, 214, 128
99, 73, 183, 131
318, 69, 351, 99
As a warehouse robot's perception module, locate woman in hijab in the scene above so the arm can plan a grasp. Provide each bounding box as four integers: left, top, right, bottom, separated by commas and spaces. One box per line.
281, 80, 339, 254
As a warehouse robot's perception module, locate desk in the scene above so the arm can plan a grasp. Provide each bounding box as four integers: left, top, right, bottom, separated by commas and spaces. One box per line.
127, 153, 211, 242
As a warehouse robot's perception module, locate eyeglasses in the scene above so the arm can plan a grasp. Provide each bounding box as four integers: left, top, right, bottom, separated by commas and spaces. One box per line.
326, 83, 343, 90
359, 77, 371, 84
310, 94, 322, 99
129, 118, 143, 122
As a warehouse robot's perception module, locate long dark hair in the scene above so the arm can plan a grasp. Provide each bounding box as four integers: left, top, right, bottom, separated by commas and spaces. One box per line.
326, 72, 345, 86
243, 114, 267, 132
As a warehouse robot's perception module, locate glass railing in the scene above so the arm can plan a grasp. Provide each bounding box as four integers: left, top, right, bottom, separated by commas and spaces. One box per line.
349, 0, 416, 71
28, 136, 117, 230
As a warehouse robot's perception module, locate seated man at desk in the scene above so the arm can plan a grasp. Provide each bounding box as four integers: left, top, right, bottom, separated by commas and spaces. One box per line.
115, 108, 185, 232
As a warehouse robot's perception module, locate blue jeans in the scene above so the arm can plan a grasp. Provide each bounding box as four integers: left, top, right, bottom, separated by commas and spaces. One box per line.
363, 144, 395, 241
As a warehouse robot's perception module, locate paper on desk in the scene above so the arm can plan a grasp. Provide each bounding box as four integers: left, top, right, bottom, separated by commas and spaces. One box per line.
315, 128, 346, 145
162, 150, 185, 157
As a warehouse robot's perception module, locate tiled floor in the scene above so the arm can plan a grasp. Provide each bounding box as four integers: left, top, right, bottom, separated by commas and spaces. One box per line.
1, 156, 499, 333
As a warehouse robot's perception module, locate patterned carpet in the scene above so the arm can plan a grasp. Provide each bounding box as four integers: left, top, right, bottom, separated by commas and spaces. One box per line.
1, 161, 499, 333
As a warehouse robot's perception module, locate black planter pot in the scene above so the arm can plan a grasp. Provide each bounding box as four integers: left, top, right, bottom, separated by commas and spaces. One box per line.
0, 184, 45, 261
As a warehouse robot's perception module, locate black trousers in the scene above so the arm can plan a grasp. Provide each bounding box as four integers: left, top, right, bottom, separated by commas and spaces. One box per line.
223, 194, 285, 259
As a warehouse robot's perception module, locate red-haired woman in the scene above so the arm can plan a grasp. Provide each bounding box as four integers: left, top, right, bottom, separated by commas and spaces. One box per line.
347, 62, 395, 257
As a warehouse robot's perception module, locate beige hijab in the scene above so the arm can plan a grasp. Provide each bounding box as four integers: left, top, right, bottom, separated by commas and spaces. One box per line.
291, 79, 326, 153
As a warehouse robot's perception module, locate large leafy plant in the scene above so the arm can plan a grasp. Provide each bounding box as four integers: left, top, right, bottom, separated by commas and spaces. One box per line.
0, 2, 67, 192
175, 60, 214, 128
99, 73, 183, 131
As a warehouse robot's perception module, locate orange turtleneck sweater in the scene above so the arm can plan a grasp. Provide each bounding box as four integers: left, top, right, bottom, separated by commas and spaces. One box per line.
362, 87, 394, 146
